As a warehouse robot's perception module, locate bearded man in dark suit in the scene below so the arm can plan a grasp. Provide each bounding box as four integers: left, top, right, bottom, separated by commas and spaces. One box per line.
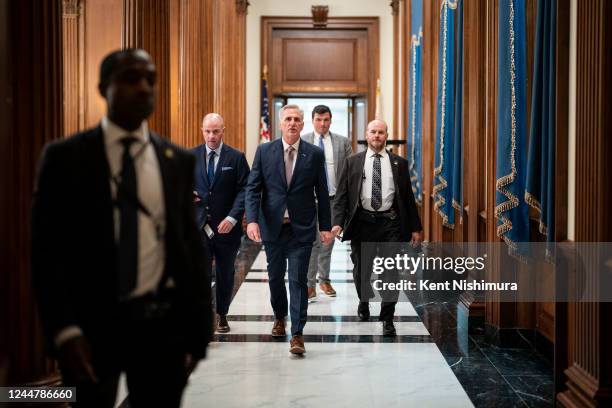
332, 119, 422, 337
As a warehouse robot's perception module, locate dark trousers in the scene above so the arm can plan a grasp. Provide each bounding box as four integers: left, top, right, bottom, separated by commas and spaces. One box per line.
62, 309, 189, 408
202, 234, 240, 316
350, 211, 402, 322
264, 224, 313, 335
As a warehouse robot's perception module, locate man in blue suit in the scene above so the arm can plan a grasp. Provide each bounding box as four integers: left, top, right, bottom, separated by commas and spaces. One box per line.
193, 113, 250, 333
245, 104, 332, 355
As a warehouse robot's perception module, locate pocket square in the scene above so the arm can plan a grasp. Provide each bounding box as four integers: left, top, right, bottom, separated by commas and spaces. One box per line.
221, 166, 233, 171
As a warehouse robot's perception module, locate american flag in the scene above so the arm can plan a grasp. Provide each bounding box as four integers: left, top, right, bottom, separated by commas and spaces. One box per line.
260, 68, 271, 143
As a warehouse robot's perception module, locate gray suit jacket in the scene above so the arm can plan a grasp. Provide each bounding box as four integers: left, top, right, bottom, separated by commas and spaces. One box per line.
301, 131, 353, 191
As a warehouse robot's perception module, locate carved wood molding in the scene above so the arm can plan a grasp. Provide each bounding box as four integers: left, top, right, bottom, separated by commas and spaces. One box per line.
311, 5, 329, 28
236, 0, 249, 14
62, 0, 81, 17
390, 0, 400, 16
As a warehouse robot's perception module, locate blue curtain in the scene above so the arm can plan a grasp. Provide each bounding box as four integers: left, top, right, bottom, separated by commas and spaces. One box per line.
407, 0, 423, 205
451, 0, 464, 221
496, 0, 530, 248
433, 0, 459, 228
525, 0, 556, 243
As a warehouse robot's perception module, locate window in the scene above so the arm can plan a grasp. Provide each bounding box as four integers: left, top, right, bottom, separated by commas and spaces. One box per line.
286, 98, 350, 137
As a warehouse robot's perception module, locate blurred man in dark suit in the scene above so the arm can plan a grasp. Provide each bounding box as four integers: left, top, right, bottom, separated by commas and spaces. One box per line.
245, 104, 332, 355
192, 113, 250, 333
31, 48, 212, 408
332, 119, 422, 337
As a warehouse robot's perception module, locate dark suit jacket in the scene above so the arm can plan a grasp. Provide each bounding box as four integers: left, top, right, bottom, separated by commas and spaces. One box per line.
333, 150, 423, 241
31, 125, 212, 358
245, 138, 331, 243
192, 143, 250, 244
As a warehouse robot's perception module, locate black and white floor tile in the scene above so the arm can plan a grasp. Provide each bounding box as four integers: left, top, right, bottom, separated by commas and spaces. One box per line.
116, 240, 554, 408
182, 242, 475, 407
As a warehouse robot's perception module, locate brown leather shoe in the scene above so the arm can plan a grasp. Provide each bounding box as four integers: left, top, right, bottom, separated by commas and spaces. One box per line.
307, 287, 317, 303
319, 282, 337, 297
271, 319, 286, 337
216, 314, 230, 333
289, 335, 305, 355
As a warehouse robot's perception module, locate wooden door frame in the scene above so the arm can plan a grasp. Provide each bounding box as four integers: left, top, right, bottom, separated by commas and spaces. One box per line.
261, 16, 379, 134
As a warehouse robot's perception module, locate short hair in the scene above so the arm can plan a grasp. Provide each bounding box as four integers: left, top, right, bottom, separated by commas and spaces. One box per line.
312, 105, 332, 119
279, 104, 304, 121
201, 113, 225, 127
99, 48, 150, 86
366, 119, 389, 133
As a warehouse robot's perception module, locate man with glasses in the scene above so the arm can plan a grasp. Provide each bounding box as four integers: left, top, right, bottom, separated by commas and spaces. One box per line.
193, 113, 250, 333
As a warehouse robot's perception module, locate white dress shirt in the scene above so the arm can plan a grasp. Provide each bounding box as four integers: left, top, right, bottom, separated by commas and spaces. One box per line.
314, 132, 336, 196
204, 142, 237, 226
361, 148, 395, 211
55, 117, 167, 347
282, 137, 300, 218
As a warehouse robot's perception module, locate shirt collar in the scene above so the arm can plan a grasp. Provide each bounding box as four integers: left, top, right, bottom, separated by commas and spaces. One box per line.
282, 137, 300, 151
101, 116, 148, 146
205, 142, 223, 156
314, 131, 330, 139
367, 147, 388, 159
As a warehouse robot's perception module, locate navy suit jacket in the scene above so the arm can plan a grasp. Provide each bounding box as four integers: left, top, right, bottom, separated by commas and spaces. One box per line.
192, 143, 250, 244
245, 138, 331, 243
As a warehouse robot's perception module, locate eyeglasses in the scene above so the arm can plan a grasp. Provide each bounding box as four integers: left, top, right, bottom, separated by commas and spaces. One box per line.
202, 128, 224, 136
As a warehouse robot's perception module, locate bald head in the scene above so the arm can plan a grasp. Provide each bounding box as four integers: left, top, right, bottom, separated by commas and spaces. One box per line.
365, 119, 388, 152
201, 112, 225, 150
367, 119, 388, 133
202, 113, 225, 128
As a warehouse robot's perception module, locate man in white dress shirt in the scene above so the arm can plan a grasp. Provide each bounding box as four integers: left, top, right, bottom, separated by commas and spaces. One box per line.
331, 120, 422, 336
31, 49, 212, 408
301, 105, 353, 302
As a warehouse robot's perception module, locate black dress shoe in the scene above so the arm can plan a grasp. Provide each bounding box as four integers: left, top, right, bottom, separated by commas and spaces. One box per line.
357, 303, 370, 321
216, 315, 230, 333
382, 320, 396, 337
358, 311, 370, 321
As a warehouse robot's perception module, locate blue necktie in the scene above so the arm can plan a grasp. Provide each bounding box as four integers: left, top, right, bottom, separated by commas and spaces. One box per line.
207, 151, 216, 185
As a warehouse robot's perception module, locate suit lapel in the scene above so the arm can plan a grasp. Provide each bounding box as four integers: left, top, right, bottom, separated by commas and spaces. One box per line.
149, 133, 173, 231
196, 145, 209, 189
289, 142, 308, 191
210, 144, 229, 189
90, 126, 115, 245
274, 140, 288, 190
330, 132, 340, 174
357, 151, 367, 197
389, 151, 401, 195
302, 132, 314, 144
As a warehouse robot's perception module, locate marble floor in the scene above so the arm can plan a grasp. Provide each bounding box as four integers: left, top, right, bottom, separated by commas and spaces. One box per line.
119, 239, 554, 408
182, 242, 475, 408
